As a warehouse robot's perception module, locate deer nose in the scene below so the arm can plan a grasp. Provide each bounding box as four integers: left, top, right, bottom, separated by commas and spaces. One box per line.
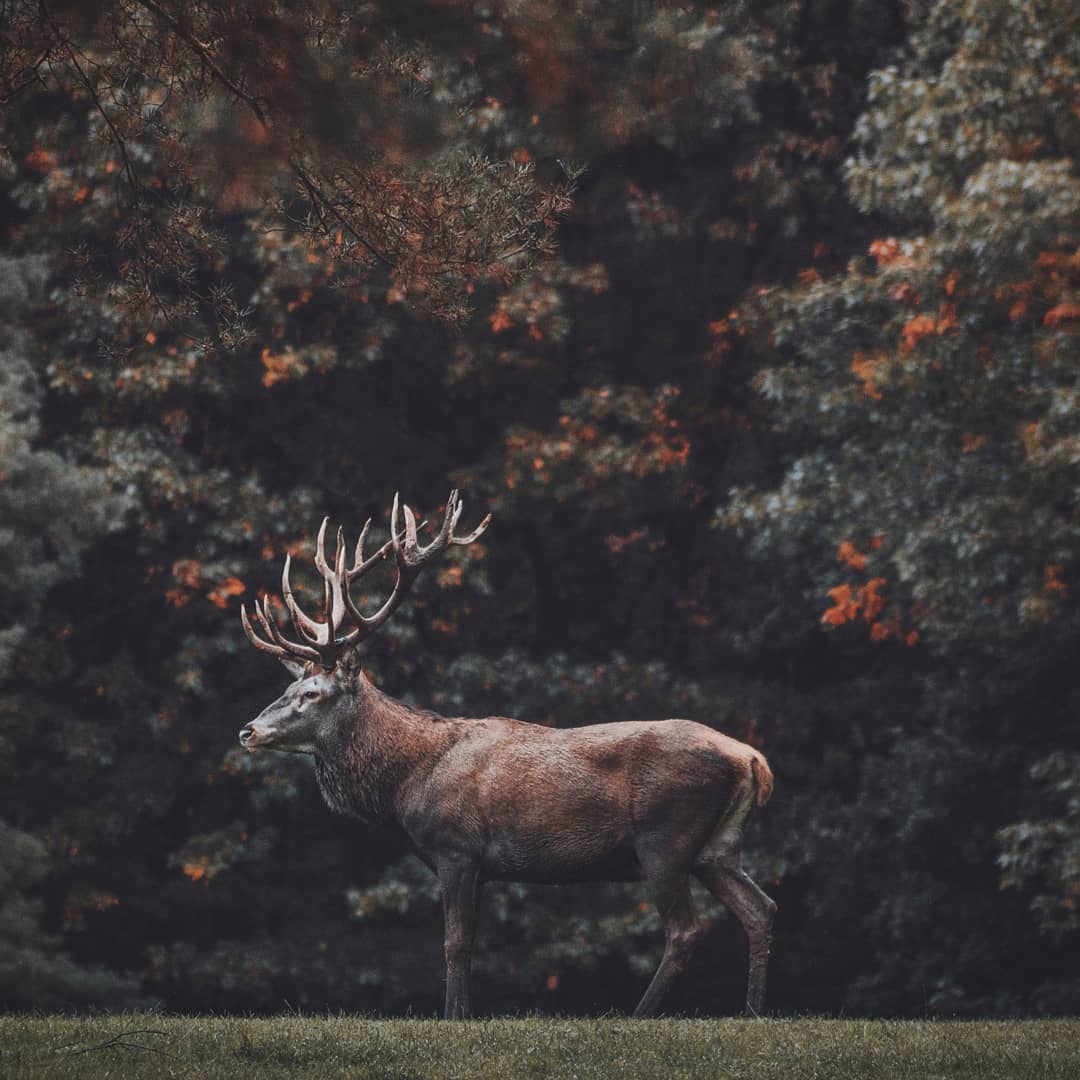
238, 723, 257, 748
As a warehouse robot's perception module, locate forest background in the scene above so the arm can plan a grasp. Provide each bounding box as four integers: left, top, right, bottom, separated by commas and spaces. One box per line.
1, 0, 1078, 1018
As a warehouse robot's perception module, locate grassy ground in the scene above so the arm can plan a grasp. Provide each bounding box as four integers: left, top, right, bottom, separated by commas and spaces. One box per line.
1, 1015, 1076, 1079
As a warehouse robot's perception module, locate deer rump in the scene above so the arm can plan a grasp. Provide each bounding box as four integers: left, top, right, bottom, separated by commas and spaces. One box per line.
396, 717, 766, 885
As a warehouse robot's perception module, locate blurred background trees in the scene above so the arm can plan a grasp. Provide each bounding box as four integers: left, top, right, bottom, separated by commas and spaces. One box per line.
0, 0, 1076, 1015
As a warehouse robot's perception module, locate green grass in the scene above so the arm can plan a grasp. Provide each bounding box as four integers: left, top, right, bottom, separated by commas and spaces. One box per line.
1, 1015, 1077, 1079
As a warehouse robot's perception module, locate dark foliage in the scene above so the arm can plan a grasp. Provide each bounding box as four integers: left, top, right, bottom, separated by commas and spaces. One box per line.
0, 0, 1076, 1016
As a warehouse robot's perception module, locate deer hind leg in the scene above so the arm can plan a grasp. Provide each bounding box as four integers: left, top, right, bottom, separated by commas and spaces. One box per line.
693, 788, 776, 1017
632, 867, 705, 1018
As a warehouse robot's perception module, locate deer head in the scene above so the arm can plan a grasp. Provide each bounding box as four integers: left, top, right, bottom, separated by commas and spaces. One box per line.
238, 489, 490, 753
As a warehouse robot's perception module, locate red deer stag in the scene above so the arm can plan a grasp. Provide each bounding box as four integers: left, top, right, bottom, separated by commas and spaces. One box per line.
239, 490, 775, 1019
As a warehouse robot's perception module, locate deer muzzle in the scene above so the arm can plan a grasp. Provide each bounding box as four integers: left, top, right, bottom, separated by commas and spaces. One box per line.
238, 722, 266, 750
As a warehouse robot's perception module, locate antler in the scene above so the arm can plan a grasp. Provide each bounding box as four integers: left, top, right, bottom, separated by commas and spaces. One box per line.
241, 490, 491, 671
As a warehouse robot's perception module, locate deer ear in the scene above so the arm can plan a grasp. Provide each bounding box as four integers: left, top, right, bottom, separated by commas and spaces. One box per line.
335, 649, 364, 681
278, 655, 307, 680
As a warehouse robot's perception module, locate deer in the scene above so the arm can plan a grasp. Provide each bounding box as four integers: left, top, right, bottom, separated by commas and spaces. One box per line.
238, 490, 776, 1020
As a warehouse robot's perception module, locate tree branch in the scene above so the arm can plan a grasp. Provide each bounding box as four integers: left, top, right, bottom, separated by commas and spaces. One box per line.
133, 0, 394, 269
41, 3, 139, 197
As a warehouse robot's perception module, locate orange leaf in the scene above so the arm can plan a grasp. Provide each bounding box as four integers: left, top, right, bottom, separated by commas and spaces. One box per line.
859, 578, 887, 621
826, 583, 854, 606
1044, 565, 1067, 594
850, 352, 885, 400
900, 313, 938, 352
869, 237, 900, 266
837, 541, 867, 571
821, 606, 849, 626
1043, 303, 1080, 328
23, 144, 57, 174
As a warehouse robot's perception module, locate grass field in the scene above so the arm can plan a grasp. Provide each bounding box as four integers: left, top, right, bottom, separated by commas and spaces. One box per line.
1, 1015, 1076, 1079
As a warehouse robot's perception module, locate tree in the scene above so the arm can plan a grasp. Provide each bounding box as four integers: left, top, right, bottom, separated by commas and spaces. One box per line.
722, 0, 1080, 1012
0, 255, 137, 1008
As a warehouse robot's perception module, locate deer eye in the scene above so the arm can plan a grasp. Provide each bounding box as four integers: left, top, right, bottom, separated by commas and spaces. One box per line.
302, 690, 320, 702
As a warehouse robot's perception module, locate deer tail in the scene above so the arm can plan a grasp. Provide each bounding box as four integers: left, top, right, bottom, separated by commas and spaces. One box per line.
751, 754, 774, 807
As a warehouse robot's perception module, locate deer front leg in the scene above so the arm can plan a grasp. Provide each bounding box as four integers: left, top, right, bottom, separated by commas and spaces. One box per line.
438, 861, 480, 1020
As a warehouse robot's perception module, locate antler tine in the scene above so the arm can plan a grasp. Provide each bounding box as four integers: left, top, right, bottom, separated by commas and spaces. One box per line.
346, 514, 430, 581
313, 517, 331, 577
351, 519, 373, 572
452, 510, 493, 545
256, 594, 322, 663
444, 492, 492, 545
336, 492, 418, 640
241, 602, 282, 658
241, 601, 321, 665
394, 490, 464, 570
282, 553, 328, 646
306, 517, 352, 646
328, 526, 348, 636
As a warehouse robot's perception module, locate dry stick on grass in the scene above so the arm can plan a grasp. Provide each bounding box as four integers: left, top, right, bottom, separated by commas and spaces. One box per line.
61, 1029, 170, 1057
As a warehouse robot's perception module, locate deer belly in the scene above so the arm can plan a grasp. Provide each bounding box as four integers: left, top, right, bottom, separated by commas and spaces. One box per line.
480, 826, 643, 884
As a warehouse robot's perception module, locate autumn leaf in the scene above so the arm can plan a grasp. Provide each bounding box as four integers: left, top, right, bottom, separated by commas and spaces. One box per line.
900, 313, 938, 351
837, 540, 867, 571
207, 577, 246, 609
1043, 565, 1067, 594
23, 144, 56, 174
822, 582, 859, 625
850, 352, 885, 400
859, 578, 887, 622
869, 237, 901, 266
1043, 304, 1080, 328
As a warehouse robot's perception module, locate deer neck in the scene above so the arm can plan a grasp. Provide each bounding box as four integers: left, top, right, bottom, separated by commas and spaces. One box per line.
313, 671, 453, 824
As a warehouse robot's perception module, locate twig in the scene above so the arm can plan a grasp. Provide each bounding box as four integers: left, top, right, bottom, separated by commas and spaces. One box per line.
1, 47, 53, 103
41, 3, 139, 197
63, 1029, 170, 1057
290, 158, 394, 268
133, 0, 394, 268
